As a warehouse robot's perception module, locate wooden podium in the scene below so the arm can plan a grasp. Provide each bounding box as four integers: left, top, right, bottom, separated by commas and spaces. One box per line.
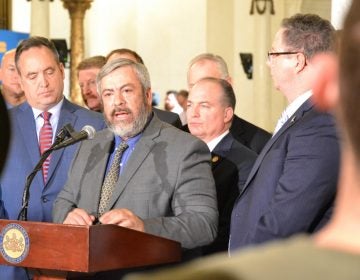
0, 219, 181, 279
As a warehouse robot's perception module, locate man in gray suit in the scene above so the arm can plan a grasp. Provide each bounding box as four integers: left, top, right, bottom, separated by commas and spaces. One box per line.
53, 59, 218, 252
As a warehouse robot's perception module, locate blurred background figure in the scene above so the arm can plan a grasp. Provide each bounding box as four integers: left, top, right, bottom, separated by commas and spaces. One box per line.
165, 90, 186, 125
177, 89, 188, 111
177, 89, 188, 125
77, 55, 106, 112
0, 49, 26, 109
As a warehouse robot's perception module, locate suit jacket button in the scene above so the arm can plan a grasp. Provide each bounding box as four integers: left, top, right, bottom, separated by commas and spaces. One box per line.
42, 197, 48, 203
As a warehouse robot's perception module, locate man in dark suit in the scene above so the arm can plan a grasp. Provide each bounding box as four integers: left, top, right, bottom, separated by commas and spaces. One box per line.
53, 59, 218, 261
187, 77, 256, 254
229, 14, 340, 252
187, 53, 271, 154
0, 37, 105, 279
106, 48, 182, 129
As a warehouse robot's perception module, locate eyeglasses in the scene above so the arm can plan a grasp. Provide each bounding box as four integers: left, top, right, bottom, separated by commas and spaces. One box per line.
267, 51, 299, 62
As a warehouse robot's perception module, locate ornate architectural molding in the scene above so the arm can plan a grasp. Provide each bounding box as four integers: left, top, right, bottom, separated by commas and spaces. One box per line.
250, 0, 275, 15
61, 0, 93, 105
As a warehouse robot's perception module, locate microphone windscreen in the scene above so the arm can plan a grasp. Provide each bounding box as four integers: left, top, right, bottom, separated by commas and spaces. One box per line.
82, 125, 96, 140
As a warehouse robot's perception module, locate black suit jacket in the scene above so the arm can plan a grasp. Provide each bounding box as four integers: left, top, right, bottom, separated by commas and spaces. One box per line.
201, 133, 257, 255
230, 114, 271, 154
153, 107, 182, 129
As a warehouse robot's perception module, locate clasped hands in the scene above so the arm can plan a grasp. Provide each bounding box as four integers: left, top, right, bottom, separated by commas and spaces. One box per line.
63, 208, 145, 232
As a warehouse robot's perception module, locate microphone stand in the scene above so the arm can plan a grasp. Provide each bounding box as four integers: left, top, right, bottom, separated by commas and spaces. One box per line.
17, 124, 74, 221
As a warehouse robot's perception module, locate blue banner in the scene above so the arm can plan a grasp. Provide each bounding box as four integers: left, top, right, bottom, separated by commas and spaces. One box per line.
0, 29, 29, 62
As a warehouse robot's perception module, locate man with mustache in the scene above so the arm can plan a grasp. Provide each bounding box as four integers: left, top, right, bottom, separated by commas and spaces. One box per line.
105, 48, 183, 129
77, 55, 106, 112
53, 58, 218, 275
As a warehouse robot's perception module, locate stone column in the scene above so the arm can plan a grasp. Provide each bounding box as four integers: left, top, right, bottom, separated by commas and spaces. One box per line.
61, 0, 92, 105
251, 0, 275, 131
30, 0, 50, 37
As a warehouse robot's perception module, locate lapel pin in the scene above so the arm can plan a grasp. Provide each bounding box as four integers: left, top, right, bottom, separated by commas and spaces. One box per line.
212, 155, 219, 163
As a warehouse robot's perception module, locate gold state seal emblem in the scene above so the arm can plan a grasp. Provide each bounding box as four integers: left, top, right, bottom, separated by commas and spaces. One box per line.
0, 223, 30, 264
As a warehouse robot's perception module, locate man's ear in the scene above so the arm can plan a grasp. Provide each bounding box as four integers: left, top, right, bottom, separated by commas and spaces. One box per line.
311, 53, 339, 111
146, 88, 153, 106
224, 107, 234, 123
295, 52, 307, 73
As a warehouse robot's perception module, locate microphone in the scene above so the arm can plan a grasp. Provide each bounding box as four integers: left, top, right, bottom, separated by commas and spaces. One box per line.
52, 125, 96, 150
17, 125, 96, 221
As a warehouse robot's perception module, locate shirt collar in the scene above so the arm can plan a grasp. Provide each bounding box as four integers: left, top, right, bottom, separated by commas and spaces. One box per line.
32, 98, 64, 120
284, 90, 312, 119
207, 130, 230, 152
114, 133, 142, 152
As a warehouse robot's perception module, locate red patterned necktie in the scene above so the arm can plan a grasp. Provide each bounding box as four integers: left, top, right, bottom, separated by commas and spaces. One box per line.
39, 112, 53, 182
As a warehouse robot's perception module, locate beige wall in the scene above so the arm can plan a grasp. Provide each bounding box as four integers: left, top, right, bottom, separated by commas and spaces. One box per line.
11, 0, 335, 132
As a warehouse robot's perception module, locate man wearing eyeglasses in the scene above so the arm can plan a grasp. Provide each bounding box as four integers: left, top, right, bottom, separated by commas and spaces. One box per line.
228, 13, 340, 252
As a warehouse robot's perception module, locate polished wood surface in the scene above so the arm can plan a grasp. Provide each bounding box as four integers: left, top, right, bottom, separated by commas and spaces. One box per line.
0, 220, 181, 279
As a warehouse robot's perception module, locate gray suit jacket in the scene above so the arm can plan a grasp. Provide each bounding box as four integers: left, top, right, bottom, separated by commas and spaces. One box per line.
53, 115, 218, 249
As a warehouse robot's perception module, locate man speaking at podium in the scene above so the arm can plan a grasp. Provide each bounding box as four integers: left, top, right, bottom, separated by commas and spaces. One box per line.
53, 59, 218, 264
0, 37, 105, 280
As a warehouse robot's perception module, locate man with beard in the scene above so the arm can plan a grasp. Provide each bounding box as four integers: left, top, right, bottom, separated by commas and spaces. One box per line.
53, 59, 218, 260
106, 48, 183, 128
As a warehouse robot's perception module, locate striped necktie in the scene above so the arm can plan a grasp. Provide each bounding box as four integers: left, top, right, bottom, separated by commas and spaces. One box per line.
39, 112, 53, 182
98, 142, 129, 217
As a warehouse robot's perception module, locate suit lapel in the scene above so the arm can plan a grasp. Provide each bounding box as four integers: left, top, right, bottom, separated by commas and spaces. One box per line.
212, 133, 233, 157
17, 104, 40, 167
240, 99, 314, 195
107, 116, 161, 210
16, 103, 45, 188
92, 130, 114, 213
211, 133, 233, 169
46, 99, 77, 186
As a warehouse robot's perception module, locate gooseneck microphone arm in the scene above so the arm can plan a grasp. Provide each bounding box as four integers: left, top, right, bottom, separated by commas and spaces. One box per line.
17, 124, 95, 221
18, 148, 54, 221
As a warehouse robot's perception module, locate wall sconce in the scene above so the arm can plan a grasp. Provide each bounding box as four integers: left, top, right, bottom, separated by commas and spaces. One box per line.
239, 53, 253, 79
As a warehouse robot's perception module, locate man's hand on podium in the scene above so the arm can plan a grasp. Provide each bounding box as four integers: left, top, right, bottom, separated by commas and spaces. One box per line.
99, 208, 145, 232
63, 208, 96, 225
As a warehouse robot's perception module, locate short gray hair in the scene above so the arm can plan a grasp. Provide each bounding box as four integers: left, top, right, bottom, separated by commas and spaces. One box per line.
281, 14, 335, 59
188, 53, 230, 80
96, 58, 151, 96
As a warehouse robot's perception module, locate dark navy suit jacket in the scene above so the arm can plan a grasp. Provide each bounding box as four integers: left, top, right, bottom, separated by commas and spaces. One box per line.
230, 114, 271, 154
0, 99, 105, 279
202, 133, 256, 255
229, 99, 340, 252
